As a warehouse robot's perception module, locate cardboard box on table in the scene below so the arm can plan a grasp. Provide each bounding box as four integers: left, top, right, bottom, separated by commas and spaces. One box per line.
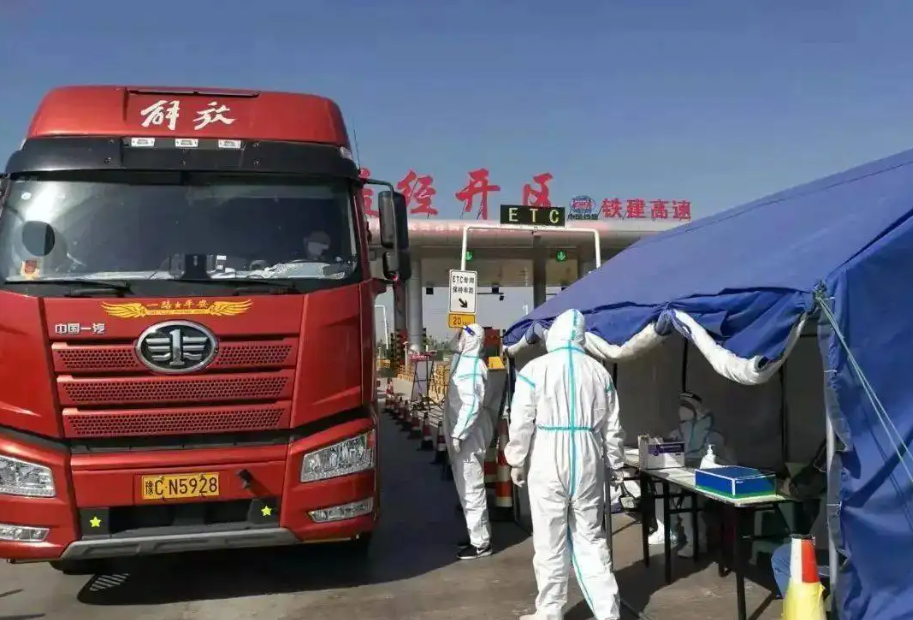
637, 435, 685, 470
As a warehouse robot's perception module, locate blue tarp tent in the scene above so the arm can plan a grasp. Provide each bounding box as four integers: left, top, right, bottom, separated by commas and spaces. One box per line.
504, 148, 913, 619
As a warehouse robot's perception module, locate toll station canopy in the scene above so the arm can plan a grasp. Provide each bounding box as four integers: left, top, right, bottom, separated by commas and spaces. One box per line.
504, 147, 913, 619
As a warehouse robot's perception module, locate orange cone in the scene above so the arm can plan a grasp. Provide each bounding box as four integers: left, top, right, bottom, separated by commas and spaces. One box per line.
409, 406, 422, 438
492, 418, 514, 521
401, 401, 412, 428
433, 422, 447, 464
782, 535, 826, 620
419, 413, 434, 450
385, 380, 395, 413
484, 441, 497, 490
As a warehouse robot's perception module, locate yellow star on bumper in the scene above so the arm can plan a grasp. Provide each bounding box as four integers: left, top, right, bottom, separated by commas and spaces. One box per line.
261, 506, 272, 517
89, 516, 102, 528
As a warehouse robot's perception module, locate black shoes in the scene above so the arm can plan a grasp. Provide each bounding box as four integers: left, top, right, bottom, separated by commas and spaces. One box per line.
457, 543, 492, 560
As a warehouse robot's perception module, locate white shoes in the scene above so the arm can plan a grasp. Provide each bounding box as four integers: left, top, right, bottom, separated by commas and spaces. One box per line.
648, 529, 677, 546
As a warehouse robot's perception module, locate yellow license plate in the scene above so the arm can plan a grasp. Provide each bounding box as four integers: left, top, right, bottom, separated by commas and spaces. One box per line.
141, 472, 220, 500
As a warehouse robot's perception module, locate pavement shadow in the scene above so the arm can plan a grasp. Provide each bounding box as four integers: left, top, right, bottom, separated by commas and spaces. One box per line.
566, 521, 780, 620
75, 413, 528, 606
0, 589, 45, 620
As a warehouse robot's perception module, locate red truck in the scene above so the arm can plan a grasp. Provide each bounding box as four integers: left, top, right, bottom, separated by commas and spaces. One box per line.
0, 86, 411, 574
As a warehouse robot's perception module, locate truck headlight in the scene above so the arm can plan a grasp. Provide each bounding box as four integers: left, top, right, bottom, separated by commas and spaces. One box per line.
309, 498, 374, 523
0, 523, 49, 542
300, 431, 375, 483
0, 454, 56, 498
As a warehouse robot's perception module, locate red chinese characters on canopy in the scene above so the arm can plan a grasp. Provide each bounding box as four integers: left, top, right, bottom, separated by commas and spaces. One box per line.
522, 173, 553, 207
625, 199, 646, 219
397, 170, 438, 217
349, 166, 694, 221
359, 168, 377, 218
672, 200, 692, 221
455, 168, 501, 219
601, 198, 622, 218
650, 199, 668, 220
598, 197, 691, 220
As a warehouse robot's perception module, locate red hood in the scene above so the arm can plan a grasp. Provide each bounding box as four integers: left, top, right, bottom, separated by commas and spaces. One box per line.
0, 284, 373, 440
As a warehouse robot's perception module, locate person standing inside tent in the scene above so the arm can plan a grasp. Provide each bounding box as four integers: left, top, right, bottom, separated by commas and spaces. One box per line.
505, 309, 625, 620
623, 392, 733, 557
442, 324, 494, 560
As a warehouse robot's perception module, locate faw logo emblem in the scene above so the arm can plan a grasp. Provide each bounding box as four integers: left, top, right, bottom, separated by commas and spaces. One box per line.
102, 299, 252, 319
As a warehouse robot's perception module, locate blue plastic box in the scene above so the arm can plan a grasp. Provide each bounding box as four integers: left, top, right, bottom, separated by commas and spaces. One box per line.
694, 466, 777, 499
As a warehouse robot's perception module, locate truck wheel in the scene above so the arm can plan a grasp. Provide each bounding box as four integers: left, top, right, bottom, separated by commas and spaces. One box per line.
49, 559, 105, 575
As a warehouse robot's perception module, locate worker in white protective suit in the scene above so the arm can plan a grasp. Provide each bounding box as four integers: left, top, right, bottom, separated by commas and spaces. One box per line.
624, 392, 732, 557
668, 392, 731, 557
505, 309, 625, 620
442, 324, 493, 560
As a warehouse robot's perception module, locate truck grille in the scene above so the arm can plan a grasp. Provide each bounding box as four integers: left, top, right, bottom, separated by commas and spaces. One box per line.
53, 338, 298, 373
64, 404, 289, 437
54, 338, 299, 439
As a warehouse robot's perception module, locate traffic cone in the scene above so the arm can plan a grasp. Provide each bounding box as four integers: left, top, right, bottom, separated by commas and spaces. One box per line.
492, 418, 514, 521
401, 401, 412, 429
781, 535, 826, 620
409, 406, 422, 438
432, 422, 447, 464
384, 380, 394, 413
419, 413, 434, 450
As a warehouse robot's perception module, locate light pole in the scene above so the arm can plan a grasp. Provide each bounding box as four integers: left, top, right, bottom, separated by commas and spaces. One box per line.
374, 305, 389, 347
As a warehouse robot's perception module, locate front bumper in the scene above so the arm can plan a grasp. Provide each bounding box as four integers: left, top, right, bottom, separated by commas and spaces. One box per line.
59, 526, 301, 560
0, 418, 378, 562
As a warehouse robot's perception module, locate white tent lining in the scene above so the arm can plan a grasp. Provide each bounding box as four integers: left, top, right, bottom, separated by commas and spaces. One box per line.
506, 309, 809, 388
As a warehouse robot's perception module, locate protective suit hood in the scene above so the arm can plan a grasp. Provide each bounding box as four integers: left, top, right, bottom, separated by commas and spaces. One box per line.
678, 392, 711, 422
545, 309, 586, 353
458, 324, 485, 357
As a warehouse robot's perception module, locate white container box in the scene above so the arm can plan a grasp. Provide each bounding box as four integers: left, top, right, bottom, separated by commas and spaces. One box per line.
638, 435, 686, 470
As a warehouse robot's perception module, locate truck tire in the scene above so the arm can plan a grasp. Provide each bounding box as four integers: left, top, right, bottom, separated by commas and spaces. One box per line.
49, 559, 105, 576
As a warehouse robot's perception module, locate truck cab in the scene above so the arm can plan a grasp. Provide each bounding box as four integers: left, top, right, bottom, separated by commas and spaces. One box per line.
0, 86, 409, 573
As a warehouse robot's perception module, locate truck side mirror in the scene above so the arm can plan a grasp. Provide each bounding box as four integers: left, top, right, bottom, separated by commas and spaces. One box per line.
378, 190, 411, 281
378, 191, 409, 251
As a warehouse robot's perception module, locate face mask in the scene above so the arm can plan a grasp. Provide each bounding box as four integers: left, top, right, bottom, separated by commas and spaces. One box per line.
307, 242, 329, 256
448, 331, 462, 353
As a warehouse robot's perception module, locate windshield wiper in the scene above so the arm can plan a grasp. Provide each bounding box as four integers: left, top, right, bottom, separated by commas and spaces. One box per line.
174, 278, 299, 295
9, 279, 133, 297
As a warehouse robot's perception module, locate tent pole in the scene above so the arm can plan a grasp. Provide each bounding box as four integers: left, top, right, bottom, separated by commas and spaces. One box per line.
681, 338, 689, 392
826, 410, 839, 618
779, 364, 789, 466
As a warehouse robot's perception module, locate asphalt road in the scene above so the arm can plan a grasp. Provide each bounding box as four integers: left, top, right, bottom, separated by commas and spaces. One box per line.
2, 410, 618, 620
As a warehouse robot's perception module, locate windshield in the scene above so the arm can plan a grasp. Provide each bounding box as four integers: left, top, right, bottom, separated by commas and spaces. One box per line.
0, 172, 360, 288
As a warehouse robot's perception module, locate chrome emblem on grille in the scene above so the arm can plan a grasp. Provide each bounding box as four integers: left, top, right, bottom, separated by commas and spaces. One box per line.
135, 321, 218, 374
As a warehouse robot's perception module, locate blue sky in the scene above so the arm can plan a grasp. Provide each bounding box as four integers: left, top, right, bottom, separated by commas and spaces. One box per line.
3, 0, 913, 337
